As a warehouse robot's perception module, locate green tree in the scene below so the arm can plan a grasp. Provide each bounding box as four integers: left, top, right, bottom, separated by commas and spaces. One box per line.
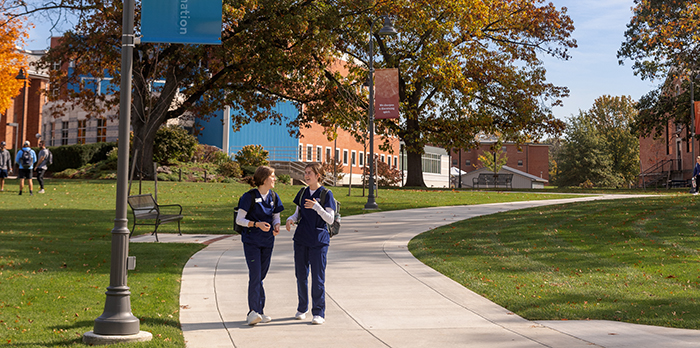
555, 96, 639, 187
335, 0, 574, 186
556, 112, 620, 187
477, 146, 508, 175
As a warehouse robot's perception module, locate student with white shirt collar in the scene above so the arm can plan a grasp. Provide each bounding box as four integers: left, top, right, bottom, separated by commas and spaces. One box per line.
235, 165, 284, 325
285, 163, 336, 325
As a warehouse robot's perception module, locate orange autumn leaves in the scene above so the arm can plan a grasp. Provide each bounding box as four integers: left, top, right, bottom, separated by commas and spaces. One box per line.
0, 0, 29, 112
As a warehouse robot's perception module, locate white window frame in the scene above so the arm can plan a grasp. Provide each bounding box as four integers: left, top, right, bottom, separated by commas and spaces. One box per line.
316, 146, 322, 163
299, 145, 303, 161
359, 152, 364, 167
326, 147, 332, 164
394, 156, 398, 168
351, 150, 357, 166
335, 148, 340, 164
306, 144, 313, 162
381, 154, 385, 163
343, 149, 349, 166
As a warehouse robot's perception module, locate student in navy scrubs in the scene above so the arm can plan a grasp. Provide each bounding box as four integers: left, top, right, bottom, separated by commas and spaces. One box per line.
235, 166, 284, 325
285, 163, 336, 325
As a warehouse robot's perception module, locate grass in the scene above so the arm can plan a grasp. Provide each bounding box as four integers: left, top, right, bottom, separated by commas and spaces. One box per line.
409, 194, 700, 329
0, 178, 584, 347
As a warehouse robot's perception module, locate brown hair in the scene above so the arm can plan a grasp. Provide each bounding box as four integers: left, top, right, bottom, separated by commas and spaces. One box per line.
247, 165, 275, 187
306, 163, 325, 179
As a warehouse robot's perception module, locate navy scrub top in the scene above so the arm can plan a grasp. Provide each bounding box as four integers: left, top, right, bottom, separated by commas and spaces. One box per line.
293, 186, 336, 247
238, 189, 284, 248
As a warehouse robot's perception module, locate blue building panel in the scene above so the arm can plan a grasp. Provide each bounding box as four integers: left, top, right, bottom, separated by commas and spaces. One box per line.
196, 100, 299, 161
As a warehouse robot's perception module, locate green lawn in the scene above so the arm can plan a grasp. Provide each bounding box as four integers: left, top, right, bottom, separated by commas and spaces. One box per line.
410, 194, 700, 329
0, 179, 584, 347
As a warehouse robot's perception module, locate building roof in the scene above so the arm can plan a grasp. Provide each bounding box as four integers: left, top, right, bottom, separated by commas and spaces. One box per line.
463, 165, 548, 183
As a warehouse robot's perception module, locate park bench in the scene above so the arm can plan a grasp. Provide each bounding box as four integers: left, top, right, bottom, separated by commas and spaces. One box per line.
472, 173, 513, 189
128, 194, 183, 242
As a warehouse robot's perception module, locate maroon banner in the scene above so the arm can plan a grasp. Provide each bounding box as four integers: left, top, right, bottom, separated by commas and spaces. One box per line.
695, 101, 700, 134
374, 68, 400, 119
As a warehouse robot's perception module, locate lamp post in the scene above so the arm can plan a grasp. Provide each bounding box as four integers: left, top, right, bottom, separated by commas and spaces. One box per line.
691, 74, 700, 171
15, 68, 27, 148
84, 0, 151, 343
365, 16, 397, 210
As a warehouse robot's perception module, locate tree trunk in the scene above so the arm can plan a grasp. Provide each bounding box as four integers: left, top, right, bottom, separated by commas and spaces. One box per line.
404, 144, 426, 187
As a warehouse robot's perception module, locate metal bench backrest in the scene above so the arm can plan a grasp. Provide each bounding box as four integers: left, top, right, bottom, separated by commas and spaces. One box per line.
128, 194, 159, 217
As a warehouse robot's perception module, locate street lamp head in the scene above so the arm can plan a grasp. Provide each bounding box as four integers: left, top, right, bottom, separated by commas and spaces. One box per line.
378, 17, 398, 36
15, 68, 26, 80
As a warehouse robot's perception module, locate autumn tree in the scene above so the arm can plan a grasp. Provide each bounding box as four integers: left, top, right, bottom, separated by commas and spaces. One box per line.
0, 0, 28, 112
334, 0, 574, 186
477, 145, 507, 176
618, 0, 700, 139
35, 0, 375, 178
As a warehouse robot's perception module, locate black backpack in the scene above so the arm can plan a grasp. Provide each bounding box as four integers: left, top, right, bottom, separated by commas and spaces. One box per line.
21, 149, 32, 167
233, 189, 277, 233
298, 187, 341, 238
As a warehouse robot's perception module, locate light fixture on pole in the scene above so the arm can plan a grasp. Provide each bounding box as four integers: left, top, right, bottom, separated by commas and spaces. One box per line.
84, 0, 151, 343
15, 68, 27, 148
365, 16, 397, 210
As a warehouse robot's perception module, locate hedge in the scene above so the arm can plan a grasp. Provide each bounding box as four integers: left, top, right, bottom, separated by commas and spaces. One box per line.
45, 142, 117, 173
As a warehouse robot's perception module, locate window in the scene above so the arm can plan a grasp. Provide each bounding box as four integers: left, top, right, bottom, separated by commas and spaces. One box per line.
49, 122, 55, 146
422, 153, 441, 174
517, 146, 523, 153
299, 145, 303, 160
96, 118, 107, 142
452, 159, 458, 166
518, 160, 523, 166
61, 121, 69, 145
335, 148, 340, 164
316, 146, 322, 163
326, 147, 332, 163
307, 145, 313, 161
394, 156, 398, 168
77, 119, 87, 144
465, 160, 471, 166
381, 154, 385, 163
351, 151, 356, 166
502, 146, 507, 152
359, 152, 364, 166
343, 149, 348, 165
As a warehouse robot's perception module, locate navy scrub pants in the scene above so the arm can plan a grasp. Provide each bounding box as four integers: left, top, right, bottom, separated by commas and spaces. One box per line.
294, 242, 328, 317
243, 242, 273, 314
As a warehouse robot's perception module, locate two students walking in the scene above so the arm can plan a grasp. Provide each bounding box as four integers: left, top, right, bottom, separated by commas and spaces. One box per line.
235, 163, 336, 326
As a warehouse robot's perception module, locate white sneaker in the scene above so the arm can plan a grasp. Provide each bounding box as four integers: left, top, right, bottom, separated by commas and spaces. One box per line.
38, 189, 45, 194
261, 314, 272, 323
311, 316, 325, 325
294, 311, 307, 320
246, 311, 262, 326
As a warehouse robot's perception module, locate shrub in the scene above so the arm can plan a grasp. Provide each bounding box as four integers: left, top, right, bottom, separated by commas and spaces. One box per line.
277, 174, 291, 185
49, 142, 117, 172
218, 161, 242, 178
153, 125, 197, 164
241, 165, 257, 177
235, 145, 269, 167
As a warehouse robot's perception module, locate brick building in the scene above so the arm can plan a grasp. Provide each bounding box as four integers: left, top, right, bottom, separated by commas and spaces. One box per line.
449, 141, 550, 182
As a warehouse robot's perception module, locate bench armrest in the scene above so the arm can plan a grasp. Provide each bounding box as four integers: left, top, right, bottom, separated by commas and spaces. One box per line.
158, 203, 183, 215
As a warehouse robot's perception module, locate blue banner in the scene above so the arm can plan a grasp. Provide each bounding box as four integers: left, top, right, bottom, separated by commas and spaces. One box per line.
141, 0, 222, 45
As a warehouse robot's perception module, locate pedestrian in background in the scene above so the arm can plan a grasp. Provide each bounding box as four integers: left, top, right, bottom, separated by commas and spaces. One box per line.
0, 141, 11, 192
693, 156, 700, 195
35, 141, 53, 194
15, 140, 37, 196
285, 163, 336, 325
235, 165, 284, 325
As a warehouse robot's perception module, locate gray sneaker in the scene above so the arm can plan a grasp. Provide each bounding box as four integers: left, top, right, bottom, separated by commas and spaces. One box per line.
246, 311, 262, 326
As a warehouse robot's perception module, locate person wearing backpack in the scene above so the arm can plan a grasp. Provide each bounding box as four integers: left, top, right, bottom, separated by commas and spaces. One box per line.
285, 163, 336, 325
35, 141, 53, 194
234, 165, 284, 326
14, 140, 37, 196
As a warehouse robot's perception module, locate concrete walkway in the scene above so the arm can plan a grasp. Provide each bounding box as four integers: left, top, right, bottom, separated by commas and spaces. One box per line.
134, 194, 700, 348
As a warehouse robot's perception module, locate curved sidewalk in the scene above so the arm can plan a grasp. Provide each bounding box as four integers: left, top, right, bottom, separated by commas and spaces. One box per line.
176, 194, 700, 348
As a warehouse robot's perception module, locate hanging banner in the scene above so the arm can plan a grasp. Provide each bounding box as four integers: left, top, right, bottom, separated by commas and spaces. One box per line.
695, 101, 700, 135
374, 68, 400, 119
141, 0, 223, 45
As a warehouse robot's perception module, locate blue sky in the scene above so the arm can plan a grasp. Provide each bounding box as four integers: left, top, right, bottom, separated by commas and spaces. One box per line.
23, 0, 656, 121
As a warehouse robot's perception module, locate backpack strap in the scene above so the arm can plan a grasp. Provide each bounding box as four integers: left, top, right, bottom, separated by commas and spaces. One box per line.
319, 186, 328, 206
